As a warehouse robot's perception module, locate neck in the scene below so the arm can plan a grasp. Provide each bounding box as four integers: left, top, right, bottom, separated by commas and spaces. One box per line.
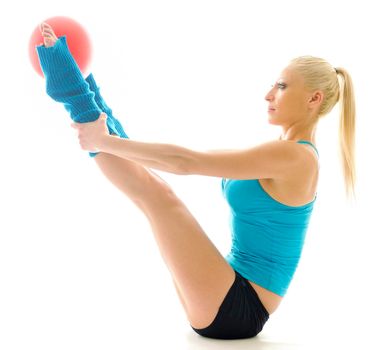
279, 121, 317, 143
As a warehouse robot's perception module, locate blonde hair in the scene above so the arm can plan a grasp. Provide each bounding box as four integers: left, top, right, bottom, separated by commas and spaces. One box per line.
289, 56, 356, 199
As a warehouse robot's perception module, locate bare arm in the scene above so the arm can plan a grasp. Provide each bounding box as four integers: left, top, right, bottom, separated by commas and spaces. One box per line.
100, 135, 313, 180
100, 135, 196, 175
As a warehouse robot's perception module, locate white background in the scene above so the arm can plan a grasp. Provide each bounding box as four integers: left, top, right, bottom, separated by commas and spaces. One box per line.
0, 1, 370, 349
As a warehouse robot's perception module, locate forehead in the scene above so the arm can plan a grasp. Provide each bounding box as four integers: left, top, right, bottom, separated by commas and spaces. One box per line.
278, 66, 303, 85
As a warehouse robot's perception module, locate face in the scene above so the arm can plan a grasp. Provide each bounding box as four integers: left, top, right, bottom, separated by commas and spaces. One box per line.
265, 66, 314, 127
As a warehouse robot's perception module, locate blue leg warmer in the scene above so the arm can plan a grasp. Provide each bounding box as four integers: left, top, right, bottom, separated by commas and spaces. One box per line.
36, 36, 128, 157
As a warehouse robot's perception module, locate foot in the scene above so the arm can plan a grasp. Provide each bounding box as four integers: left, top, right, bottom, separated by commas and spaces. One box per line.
40, 22, 58, 48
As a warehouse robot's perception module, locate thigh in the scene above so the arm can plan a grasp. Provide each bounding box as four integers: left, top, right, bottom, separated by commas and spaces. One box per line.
142, 188, 236, 329
94, 152, 235, 329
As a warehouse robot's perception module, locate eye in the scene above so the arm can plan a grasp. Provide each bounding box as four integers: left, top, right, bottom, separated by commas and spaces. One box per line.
271, 83, 286, 89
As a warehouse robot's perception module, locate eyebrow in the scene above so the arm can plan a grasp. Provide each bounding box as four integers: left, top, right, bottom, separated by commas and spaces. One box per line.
277, 80, 289, 85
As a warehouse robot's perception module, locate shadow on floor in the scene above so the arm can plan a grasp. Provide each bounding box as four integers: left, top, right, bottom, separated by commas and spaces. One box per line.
184, 331, 308, 350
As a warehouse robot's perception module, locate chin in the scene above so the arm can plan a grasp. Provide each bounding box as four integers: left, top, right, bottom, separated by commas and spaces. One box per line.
268, 117, 279, 126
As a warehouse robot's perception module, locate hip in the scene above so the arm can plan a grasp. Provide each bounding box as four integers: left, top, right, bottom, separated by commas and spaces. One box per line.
191, 270, 270, 339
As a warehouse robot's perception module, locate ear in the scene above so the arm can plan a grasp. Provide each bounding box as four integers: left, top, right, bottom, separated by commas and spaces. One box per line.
308, 90, 324, 108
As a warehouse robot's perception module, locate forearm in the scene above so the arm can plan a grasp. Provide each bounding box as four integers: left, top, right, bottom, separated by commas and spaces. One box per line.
100, 135, 194, 174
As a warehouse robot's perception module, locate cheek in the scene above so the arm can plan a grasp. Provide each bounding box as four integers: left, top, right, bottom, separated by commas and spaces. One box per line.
276, 95, 300, 117
288, 93, 306, 111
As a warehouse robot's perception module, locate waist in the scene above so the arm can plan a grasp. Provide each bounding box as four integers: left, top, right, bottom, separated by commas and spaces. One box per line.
246, 279, 283, 315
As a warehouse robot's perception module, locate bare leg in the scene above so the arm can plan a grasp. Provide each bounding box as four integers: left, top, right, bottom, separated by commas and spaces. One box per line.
39, 21, 235, 329
94, 152, 235, 329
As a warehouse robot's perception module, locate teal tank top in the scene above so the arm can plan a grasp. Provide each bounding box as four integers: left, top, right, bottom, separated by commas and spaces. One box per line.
222, 140, 318, 297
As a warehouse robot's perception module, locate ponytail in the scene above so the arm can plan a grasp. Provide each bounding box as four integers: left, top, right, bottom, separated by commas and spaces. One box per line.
335, 67, 356, 199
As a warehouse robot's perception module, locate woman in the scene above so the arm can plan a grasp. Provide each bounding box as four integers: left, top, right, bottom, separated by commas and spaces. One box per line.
37, 22, 356, 340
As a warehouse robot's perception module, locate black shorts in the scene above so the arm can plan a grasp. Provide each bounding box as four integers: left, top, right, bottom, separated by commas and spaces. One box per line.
191, 270, 270, 340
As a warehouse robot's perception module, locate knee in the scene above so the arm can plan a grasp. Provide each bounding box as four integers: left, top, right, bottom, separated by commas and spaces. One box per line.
138, 172, 180, 209
149, 174, 178, 201
146, 169, 176, 195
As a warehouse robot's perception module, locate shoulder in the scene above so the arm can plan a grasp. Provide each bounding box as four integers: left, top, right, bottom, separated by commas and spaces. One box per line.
275, 140, 319, 174
289, 140, 319, 172
263, 141, 319, 205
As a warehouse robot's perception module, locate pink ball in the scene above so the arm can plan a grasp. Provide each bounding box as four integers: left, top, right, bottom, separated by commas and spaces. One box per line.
28, 16, 93, 77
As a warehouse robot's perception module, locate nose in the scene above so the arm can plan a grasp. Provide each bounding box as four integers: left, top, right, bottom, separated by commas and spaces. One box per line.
265, 86, 274, 102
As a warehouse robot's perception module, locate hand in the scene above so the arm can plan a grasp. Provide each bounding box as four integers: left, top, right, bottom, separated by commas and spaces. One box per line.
71, 113, 109, 152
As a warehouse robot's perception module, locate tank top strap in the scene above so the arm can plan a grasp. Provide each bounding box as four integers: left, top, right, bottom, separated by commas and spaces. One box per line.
296, 140, 319, 157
